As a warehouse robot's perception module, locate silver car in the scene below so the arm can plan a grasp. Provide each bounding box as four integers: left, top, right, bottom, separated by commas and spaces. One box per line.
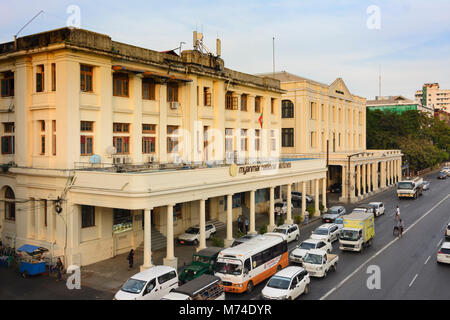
322, 206, 346, 223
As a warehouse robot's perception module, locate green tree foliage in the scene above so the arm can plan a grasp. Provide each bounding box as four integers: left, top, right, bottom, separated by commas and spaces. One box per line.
367, 110, 450, 172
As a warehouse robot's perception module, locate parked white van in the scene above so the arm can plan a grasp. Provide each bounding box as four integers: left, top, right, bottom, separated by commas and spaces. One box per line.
114, 265, 178, 300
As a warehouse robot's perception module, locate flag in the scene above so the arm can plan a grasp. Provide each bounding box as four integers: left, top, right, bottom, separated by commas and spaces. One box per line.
258, 112, 263, 128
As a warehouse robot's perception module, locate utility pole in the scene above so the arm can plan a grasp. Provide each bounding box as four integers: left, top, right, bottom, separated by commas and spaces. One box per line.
272, 37, 275, 78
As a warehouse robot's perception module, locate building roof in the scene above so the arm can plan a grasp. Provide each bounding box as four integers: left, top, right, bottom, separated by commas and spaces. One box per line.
256, 71, 329, 88
366, 95, 417, 106
173, 274, 221, 296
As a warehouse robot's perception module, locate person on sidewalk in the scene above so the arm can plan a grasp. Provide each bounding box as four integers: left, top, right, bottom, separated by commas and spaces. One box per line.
245, 219, 249, 234
304, 211, 309, 225
56, 257, 64, 282
127, 249, 135, 270
237, 215, 243, 233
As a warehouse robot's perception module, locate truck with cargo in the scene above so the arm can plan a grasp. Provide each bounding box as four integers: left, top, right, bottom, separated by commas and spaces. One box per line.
339, 211, 375, 252
397, 177, 423, 199
302, 250, 338, 278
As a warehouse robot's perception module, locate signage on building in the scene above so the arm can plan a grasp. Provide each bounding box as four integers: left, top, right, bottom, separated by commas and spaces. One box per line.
229, 162, 292, 177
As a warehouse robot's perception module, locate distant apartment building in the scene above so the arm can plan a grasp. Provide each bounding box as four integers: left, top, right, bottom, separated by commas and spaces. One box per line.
415, 83, 450, 112
0, 28, 327, 269
366, 96, 434, 116
258, 71, 402, 204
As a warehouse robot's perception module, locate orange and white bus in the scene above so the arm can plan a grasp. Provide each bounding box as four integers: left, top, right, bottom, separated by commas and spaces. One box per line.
214, 233, 289, 293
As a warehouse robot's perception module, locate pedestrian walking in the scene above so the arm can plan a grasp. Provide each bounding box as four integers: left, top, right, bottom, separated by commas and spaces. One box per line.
127, 249, 135, 270
245, 219, 249, 234
237, 215, 243, 233
56, 257, 64, 282
304, 211, 309, 225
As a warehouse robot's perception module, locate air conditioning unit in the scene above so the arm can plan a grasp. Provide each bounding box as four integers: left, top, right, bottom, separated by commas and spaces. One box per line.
113, 157, 122, 164
170, 102, 180, 110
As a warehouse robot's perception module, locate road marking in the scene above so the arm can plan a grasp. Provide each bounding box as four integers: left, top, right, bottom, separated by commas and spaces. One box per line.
424, 256, 431, 265
319, 193, 450, 300
436, 239, 443, 248
409, 274, 418, 288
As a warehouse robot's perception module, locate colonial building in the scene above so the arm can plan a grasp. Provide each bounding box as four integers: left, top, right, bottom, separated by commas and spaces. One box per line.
0, 29, 327, 270
259, 71, 402, 203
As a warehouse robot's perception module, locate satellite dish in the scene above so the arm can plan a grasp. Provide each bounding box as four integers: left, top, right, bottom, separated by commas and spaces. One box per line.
106, 146, 117, 156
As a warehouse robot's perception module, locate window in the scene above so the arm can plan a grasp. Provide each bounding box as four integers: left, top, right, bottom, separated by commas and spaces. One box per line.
255, 96, 262, 113
142, 78, 156, 100
142, 124, 157, 154
167, 125, 179, 153
255, 129, 261, 152
81, 205, 95, 228
39, 121, 45, 155
282, 128, 294, 147
225, 128, 233, 152
80, 65, 93, 92
113, 136, 130, 154
81, 121, 94, 156
1, 71, 14, 97
271, 98, 276, 114
310, 131, 317, 148
36, 65, 44, 92
310, 102, 317, 120
51, 63, 56, 91
158, 271, 177, 284
1, 122, 14, 155
282, 100, 294, 118
113, 73, 129, 97
4, 187, 15, 221
113, 209, 132, 233
203, 87, 211, 106
240, 129, 248, 152
52, 120, 56, 156
113, 123, 130, 133
167, 83, 178, 102
225, 91, 237, 110
241, 94, 248, 111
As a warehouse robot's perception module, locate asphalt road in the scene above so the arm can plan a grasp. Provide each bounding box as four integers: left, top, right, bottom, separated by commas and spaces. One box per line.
226, 171, 450, 300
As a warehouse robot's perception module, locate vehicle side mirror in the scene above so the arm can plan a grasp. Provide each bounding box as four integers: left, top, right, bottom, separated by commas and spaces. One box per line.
243, 268, 249, 275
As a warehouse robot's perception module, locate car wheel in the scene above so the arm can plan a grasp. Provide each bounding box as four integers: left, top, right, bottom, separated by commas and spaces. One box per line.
304, 284, 309, 295
323, 270, 327, 278
333, 263, 337, 272
246, 281, 254, 293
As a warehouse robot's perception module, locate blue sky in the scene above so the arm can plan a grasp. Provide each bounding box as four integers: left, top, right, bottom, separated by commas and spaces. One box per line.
1, 0, 449, 99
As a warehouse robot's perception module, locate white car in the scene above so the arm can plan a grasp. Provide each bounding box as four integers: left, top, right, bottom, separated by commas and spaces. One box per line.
274, 200, 293, 215
114, 266, 178, 300
261, 266, 310, 300
446, 222, 450, 240
311, 224, 340, 243
369, 202, 385, 217
177, 223, 216, 245
437, 242, 450, 264
289, 239, 332, 265
273, 224, 300, 243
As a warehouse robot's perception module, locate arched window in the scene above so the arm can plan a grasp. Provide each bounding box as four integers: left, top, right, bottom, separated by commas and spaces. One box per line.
4, 187, 15, 221
282, 100, 294, 118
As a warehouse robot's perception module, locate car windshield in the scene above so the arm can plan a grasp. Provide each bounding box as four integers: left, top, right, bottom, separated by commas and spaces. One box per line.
327, 208, 340, 214
398, 182, 414, 190
185, 227, 200, 234
193, 255, 210, 264
215, 260, 243, 275
313, 228, 328, 235
183, 269, 196, 278
303, 253, 322, 264
299, 242, 316, 250
230, 241, 243, 247
121, 278, 147, 294
340, 230, 360, 241
266, 276, 291, 290
274, 228, 287, 234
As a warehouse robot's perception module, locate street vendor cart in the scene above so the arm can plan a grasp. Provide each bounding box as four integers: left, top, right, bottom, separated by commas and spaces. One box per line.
17, 244, 49, 278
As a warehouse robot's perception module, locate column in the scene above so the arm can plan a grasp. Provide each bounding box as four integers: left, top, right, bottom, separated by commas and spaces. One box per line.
367, 163, 372, 193
249, 190, 256, 234
362, 163, 366, 195
301, 181, 307, 217
286, 184, 293, 224
380, 161, 386, 188
356, 165, 361, 197
68, 204, 80, 266
350, 164, 356, 202
225, 194, 234, 248
268, 187, 275, 232
47, 202, 56, 242
163, 204, 178, 269
141, 208, 153, 271
314, 179, 320, 216
373, 162, 378, 191
387, 161, 391, 185
198, 199, 207, 251
322, 178, 327, 212
341, 165, 346, 200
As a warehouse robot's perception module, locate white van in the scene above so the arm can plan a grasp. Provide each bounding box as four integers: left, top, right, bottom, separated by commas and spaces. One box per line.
114, 265, 178, 300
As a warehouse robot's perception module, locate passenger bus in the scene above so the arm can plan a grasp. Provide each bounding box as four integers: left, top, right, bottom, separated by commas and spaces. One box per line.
214, 232, 289, 293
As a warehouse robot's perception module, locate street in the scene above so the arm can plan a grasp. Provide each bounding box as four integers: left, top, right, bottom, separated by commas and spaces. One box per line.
227, 170, 450, 300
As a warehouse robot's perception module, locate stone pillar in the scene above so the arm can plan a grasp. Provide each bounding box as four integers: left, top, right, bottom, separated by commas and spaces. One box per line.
268, 187, 275, 232
380, 161, 386, 188
249, 190, 256, 234
368, 163, 372, 193
68, 204, 80, 266
314, 179, 320, 216
373, 162, 378, 191
350, 164, 356, 202
286, 184, 293, 224
141, 208, 153, 271
225, 194, 234, 248
356, 165, 361, 197
362, 163, 366, 195
322, 178, 327, 212
47, 202, 56, 242
341, 165, 346, 200
301, 181, 307, 217
163, 204, 177, 269
198, 199, 207, 251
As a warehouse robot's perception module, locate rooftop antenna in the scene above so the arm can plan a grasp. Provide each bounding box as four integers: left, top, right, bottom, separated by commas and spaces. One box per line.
14, 10, 44, 50
273, 37, 275, 78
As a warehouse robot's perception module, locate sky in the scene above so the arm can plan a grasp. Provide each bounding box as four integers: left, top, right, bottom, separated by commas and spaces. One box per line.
1, 0, 449, 100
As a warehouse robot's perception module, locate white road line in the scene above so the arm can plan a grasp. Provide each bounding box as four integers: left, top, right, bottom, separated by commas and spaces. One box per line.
424, 256, 431, 265
409, 274, 418, 288
319, 193, 450, 300
437, 239, 443, 248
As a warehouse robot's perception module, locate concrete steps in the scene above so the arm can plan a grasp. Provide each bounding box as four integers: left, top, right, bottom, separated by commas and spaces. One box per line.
137, 225, 167, 251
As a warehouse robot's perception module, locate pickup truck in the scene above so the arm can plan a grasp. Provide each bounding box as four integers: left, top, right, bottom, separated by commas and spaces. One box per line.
302, 250, 338, 278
